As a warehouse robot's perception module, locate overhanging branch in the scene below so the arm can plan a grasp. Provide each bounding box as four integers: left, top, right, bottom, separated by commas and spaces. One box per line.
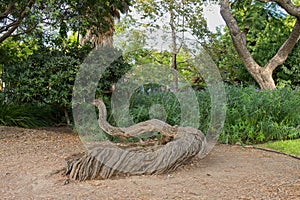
0, 0, 36, 43
260, 0, 300, 19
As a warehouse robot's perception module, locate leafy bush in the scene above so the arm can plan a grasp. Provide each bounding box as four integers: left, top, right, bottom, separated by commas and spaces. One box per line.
219, 86, 300, 144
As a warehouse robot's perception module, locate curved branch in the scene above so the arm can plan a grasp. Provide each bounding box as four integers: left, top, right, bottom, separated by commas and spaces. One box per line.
0, 2, 14, 19
92, 99, 179, 138
260, 0, 300, 19
0, 0, 36, 43
0, 22, 21, 43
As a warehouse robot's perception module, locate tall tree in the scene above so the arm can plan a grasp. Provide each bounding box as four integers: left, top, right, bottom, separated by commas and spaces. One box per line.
220, 0, 300, 89
77, 0, 130, 47
0, 0, 131, 45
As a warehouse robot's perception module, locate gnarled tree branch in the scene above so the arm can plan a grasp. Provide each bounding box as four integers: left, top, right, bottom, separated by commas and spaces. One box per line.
65, 99, 207, 180
0, 2, 14, 19
220, 0, 261, 77
220, 0, 300, 89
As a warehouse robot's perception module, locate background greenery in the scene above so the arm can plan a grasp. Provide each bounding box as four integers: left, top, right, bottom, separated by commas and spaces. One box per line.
123, 86, 300, 144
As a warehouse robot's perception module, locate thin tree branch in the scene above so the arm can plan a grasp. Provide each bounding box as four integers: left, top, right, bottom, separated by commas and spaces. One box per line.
0, 22, 20, 43
0, 0, 36, 43
12, 23, 38, 38
0, 20, 19, 33
260, 0, 300, 19
0, 2, 14, 19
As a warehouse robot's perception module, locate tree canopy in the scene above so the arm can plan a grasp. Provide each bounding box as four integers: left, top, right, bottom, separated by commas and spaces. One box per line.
0, 0, 131, 45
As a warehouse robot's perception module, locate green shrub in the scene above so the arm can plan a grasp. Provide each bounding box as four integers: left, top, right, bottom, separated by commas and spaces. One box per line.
129, 92, 181, 126
219, 86, 300, 144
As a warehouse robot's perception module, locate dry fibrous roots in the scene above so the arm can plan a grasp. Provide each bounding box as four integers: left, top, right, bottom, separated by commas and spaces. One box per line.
65, 99, 207, 180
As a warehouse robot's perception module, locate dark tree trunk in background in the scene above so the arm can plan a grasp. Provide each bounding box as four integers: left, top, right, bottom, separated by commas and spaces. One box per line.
170, 0, 179, 91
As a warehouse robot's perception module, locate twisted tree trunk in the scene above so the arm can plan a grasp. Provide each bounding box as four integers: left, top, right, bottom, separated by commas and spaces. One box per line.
65, 99, 207, 180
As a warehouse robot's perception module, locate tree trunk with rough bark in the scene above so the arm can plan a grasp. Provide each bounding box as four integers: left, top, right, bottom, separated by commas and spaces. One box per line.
220, 0, 300, 90
64, 99, 207, 180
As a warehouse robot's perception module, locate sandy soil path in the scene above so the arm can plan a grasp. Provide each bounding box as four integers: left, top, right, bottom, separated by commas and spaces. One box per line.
0, 126, 299, 199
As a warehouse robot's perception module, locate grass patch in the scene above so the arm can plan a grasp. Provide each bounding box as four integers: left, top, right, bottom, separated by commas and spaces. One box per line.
257, 139, 300, 156
0, 103, 64, 128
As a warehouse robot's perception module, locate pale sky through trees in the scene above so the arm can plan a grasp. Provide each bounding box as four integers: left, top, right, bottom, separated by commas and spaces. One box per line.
115, 3, 225, 51
202, 4, 225, 32
130, 3, 225, 33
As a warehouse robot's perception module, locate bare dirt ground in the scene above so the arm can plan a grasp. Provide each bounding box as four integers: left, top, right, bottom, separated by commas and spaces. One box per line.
0, 126, 299, 200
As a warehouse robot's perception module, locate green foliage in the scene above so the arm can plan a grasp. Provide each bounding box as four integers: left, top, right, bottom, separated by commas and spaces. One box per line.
0, 38, 37, 87
116, 28, 204, 88
119, 0, 211, 89
3, 46, 84, 106
0, 103, 64, 128
120, 88, 211, 133
292, 0, 300, 6
1, 31, 132, 128
0, 38, 37, 66
129, 91, 181, 125
232, 2, 292, 68
277, 42, 300, 86
207, 28, 255, 85
0, 0, 131, 43
219, 86, 300, 144
63, 0, 131, 35
133, 0, 208, 37
97, 55, 132, 94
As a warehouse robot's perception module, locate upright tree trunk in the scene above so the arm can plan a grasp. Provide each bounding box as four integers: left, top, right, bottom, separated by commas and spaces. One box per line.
169, 1, 179, 91
62, 106, 71, 126
243, 60, 277, 90
255, 68, 276, 90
